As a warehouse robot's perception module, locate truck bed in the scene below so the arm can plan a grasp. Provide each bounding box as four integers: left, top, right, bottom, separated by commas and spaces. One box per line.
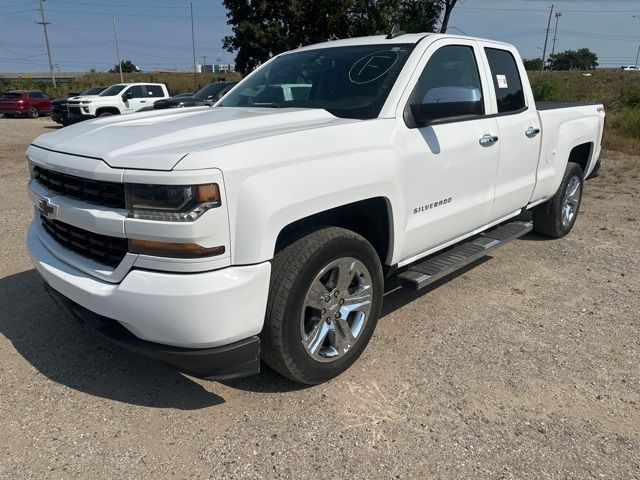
536, 101, 602, 111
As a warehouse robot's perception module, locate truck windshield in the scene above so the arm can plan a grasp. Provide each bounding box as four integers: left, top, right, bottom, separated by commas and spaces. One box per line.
196, 83, 225, 100
219, 44, 415, 120
81, 87, 106, 96
100, 85, 126, 96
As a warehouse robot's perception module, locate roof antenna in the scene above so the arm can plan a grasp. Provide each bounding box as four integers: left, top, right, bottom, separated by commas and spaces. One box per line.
386, 24, 406, 40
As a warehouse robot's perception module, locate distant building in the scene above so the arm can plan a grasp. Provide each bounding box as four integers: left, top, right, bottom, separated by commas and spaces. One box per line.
214, 63, 236, 73
201, 64, 213, 73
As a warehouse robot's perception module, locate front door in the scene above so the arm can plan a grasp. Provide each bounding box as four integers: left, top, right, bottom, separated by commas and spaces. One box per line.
398, 41, 500, 263
122, 85, 147, 113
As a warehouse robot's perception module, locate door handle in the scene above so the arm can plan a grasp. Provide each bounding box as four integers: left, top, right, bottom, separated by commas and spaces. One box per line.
479, 134, 499, 146
525, 127, 540, 137
140, 100, 146, 103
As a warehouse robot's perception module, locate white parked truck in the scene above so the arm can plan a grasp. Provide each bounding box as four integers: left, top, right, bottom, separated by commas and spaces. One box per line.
27, 33, 605, 384
66, 83, 169, 121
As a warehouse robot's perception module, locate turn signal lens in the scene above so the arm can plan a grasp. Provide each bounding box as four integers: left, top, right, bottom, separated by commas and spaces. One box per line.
195, 183, 220, 203
129, 239, 225, 258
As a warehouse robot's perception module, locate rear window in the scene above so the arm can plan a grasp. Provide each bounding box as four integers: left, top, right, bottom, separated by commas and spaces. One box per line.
484, 48, 525, 113
28, 92, 44, 98
1, 93, 22, 98
145, 85, 165, 97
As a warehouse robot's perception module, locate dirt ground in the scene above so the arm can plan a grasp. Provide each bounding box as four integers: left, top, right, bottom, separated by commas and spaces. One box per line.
1, 117, 639, 479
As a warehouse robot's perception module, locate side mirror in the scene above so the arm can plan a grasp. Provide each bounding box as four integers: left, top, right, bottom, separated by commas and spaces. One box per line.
122, 90, 134, 101
410, 86, 483, 127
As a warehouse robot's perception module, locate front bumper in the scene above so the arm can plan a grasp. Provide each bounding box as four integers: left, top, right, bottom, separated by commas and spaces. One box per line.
68, 112, 94, 121
28, 218, 271, 342
44, 283, 260, 380
28, 221, 270, 379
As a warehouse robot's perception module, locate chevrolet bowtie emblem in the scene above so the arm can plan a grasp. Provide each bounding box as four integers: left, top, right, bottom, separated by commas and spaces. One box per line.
38, 197, 57, 219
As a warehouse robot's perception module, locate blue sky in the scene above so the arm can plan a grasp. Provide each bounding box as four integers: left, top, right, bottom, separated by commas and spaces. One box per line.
1, 0, 640, 72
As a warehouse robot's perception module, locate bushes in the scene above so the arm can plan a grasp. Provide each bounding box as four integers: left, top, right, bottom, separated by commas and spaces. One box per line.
530, 77, 563, 102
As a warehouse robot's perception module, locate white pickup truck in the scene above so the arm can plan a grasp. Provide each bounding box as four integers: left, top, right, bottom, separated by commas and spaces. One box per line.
66, 82, 170, 121
26, 33, 604, 384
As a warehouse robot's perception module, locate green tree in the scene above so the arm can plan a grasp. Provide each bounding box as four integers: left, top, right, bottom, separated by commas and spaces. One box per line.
109, 60, 139, 74
547, 48, 598, 71
223, 0, 447, 74
523, 57, 543, 71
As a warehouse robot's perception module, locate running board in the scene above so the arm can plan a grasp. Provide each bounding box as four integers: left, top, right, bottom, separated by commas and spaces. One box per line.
397, 220, 533, 290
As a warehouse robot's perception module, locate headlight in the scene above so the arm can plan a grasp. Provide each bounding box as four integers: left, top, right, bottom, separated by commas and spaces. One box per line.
125, 183, 221, 222
80, 100, 92, 104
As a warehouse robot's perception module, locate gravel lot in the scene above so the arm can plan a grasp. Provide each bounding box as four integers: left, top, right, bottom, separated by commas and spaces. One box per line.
1, 117, 639, 479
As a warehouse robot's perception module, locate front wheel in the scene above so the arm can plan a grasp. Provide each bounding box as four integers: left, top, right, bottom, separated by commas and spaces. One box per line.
28, 106, 39, 118
261, 227, 384, 384
532, 162, 584, 238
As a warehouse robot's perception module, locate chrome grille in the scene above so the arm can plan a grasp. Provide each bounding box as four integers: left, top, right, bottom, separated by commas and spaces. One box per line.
40, 214, 128, 268
33, 166, 126, 209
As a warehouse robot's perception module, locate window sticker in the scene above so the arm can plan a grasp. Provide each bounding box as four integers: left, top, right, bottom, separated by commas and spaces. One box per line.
349, 50, 399, 84
496, 74, 508, 89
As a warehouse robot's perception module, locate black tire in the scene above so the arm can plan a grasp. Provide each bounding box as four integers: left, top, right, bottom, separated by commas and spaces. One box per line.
532, 162, 584, 238
97, 111, 115, 117
262, 227, 384, 384
28, 105, 39, 119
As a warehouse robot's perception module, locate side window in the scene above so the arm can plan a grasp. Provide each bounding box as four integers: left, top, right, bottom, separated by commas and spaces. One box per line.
145, 85, 164, 97
128, 86, 145, 98
29, 92, 43, 98
406, 45, 484, 126
484, 48, 525, 113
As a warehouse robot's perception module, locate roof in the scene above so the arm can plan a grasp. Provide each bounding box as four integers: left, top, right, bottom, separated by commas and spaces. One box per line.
289, 32, 513, 54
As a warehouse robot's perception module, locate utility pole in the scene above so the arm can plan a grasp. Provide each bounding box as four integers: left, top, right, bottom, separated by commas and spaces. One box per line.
540, 4, 554, 73
190, 2, 197, 91
113, 17, 123, 83
202, 55, 207, 72
551, 11, 562, 58
634, 16, 640, 68
38, 0, 56, 87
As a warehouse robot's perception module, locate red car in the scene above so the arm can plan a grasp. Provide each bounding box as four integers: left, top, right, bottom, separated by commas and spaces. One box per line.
0, 90, 51, 118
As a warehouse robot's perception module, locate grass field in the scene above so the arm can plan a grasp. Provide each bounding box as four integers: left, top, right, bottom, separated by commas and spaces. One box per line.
0, 71, 242, 98
2, 69, 639, 154
528, 70, 640, 154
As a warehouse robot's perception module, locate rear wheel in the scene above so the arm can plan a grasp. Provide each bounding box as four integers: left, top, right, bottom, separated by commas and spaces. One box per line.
261, 227, 383, 384
28, 106, 39, 119
532, 162, 584, 238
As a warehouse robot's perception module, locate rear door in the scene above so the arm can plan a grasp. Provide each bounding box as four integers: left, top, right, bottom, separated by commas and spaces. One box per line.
480, 44, 542, 219
398, 39, 501, 262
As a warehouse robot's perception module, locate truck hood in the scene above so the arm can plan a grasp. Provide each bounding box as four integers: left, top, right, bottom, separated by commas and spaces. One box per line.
31, 107, 357, 171
67, 94, 104, 102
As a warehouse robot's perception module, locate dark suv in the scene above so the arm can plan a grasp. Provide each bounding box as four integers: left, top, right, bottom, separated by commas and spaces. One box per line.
51, 87, 107, 126
152, 82, 237, 110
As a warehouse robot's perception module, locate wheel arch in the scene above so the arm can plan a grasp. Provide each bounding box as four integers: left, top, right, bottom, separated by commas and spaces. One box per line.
567, 142, 593, 176
274, 197, 395, 267
95, 107, 121, 116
